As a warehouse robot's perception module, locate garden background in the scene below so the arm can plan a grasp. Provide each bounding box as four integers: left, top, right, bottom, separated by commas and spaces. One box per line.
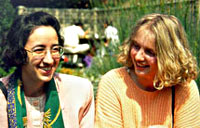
0, 0, 200, 97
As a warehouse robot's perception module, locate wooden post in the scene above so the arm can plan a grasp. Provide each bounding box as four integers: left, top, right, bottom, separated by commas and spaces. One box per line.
197, 0, 200, 28
93, 8, 98, 36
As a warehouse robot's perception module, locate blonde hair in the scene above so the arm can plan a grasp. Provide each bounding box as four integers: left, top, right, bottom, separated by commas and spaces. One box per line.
118, 13, 198, 88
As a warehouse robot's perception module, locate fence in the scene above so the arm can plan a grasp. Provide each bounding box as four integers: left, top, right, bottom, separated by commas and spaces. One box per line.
17, 0, 199, 39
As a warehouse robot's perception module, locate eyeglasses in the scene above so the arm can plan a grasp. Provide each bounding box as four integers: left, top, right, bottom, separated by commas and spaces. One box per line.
25, 45, 64, 59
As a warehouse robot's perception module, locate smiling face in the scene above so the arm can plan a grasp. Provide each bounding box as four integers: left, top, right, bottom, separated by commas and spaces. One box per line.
130, 26, 158, 81
22, 26, 60, 83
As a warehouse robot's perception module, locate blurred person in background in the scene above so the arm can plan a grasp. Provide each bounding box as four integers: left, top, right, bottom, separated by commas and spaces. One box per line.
63, 22, 90, 65
103, 20, 119, 47
98, 20, 120, 57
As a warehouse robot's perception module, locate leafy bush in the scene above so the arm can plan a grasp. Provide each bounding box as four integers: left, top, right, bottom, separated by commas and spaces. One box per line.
0, 0, 15, 40
0, 0, 16, 77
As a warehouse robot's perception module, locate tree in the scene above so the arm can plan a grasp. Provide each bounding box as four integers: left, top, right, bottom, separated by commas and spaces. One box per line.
0, 0, 15, 42
0, 0, 16, 76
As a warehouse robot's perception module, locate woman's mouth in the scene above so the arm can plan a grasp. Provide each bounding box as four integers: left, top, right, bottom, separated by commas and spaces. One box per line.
40, 67, 53, 75
135, 63, 149, 70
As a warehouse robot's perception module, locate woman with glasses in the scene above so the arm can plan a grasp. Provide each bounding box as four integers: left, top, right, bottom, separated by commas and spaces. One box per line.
95, 13, 200, 128
0, 11, 94, 127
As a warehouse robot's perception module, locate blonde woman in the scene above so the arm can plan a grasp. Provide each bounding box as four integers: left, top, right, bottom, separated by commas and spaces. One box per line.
95, 13, 200, 128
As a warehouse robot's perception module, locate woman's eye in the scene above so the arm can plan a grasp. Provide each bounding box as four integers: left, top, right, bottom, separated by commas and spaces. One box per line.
132, 43, 140, 50
52, 47, 59, 51
145, 49, 156, 57
51, 46, 60, 53
33, 48, 45, 54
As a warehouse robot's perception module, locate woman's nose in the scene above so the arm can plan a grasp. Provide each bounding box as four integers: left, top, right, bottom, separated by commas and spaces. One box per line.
43, 51, 54, 64
135, 49, 145, 61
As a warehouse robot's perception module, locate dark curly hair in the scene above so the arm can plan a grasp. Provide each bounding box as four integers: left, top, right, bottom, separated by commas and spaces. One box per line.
0, 11, 64, 69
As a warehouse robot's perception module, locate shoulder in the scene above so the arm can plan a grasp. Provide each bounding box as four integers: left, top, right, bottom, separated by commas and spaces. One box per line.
111, 26, 118, 31
64, 26, 72, 31
54, 73, 92, 86
101, 67, 127, 79
107, 26, 117, 31
107, 26, 113, 29
175, 80, 199, 105
0, 75, 11, 101
54, 73, 93, 93
176, 80, 199, 95
99, 67, 128, 90
174, 80, 200, 126
77, 26, 84, 33
54, 73, 94, 108
185, 80, 199, 96
0, 74, 12, 88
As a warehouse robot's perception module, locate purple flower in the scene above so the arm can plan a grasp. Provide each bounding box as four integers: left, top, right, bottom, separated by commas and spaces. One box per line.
83, 55, 93, 67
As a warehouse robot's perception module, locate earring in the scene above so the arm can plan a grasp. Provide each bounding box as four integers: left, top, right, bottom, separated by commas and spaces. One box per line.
153, 82, 164, 90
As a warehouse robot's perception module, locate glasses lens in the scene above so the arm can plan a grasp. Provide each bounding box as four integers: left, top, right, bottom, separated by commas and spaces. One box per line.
51, 46, 64, 58
59, 47, 64, 56
30, 48, 45, 59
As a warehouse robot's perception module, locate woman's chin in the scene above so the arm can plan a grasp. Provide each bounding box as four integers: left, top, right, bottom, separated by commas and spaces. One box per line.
37, 75, 53, 82
135, 70, 149, 77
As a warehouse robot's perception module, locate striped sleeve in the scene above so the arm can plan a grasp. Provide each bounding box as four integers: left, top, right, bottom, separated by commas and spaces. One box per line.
175, 80, 200, 128
95, 74, 123, 128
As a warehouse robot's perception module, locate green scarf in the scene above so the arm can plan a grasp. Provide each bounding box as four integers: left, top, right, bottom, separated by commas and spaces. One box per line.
7, 74, 64, 128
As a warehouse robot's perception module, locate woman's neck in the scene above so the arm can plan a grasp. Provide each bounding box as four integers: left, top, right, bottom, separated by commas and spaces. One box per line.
23, 85, 45, 97
21, 74, 45, 97
130, 70, 156, 92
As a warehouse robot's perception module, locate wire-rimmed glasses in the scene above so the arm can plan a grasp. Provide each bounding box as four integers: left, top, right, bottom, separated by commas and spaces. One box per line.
25, 45, 64, 59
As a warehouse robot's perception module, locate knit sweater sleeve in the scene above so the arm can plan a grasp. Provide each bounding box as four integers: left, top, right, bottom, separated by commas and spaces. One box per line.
95, 71, 123, 128
175, 80, 200, 128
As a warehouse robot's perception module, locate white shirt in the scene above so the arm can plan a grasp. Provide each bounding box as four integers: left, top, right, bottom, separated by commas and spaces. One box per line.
63, 25, 85, 47
104, 25, 119, 44
25, 94, 46, 128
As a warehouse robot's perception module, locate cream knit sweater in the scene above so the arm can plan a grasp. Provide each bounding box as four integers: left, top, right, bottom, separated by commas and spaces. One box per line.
95, 67, 200, 128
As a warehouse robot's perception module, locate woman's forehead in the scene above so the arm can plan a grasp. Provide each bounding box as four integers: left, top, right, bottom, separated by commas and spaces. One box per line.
133, 27, 155, 43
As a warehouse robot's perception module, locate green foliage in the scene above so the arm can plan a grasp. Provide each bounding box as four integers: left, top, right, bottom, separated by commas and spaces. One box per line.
81, 41, 122, 96
0, 67, 16, 78
0, 0, 16, 77
0, 0, 15, 39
